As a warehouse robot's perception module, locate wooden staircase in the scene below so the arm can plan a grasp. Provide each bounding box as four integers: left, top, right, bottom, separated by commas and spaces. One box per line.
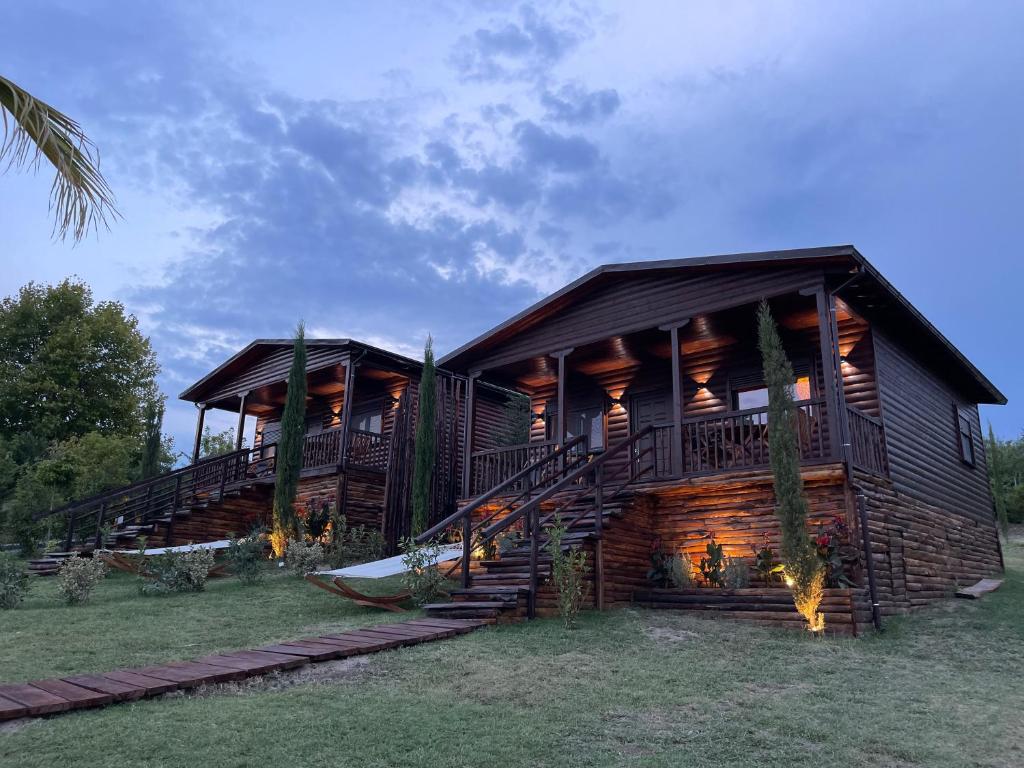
416, 428, 657, 622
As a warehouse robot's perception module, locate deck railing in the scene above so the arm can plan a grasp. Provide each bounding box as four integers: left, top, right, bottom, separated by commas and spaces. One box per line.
680, 398, 828, 475
468, 439, 591, 497
847, 406, 888, 476
302, 428, 344, 469
347, 429, 390, 471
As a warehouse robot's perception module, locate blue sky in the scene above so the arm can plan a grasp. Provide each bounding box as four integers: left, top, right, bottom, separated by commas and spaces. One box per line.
2, 1, 1021, 453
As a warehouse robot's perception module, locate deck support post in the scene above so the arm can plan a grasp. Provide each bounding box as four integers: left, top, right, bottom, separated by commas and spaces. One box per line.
814, 289, 845, 462
191, 403, 208, 464
337, 357, 357, 521
462, 372, 479, 499
595, 462, 605, 610
234, 392, 249, 451
553, 349, 573, 448
660, 319, 690, 477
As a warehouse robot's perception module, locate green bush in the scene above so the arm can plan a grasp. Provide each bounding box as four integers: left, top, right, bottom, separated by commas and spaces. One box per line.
698, 538, 725, 587
546, 517, 589, 629
285, 539, 324, 577
57, 555, 106, 605
1007, 485, 1024, 524
722, 556, 751, 589
226, 530, 267, 584
400, 538, 447, 606
0, 552, 29, 609
325, 513, 386, 567
647, 537, 692, 589
139, 548, 216, 595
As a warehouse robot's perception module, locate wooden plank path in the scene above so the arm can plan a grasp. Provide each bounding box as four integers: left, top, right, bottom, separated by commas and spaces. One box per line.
0, 618, 488, 722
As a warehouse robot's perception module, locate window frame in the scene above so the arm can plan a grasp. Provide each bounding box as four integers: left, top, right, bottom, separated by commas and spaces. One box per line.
954, 404, 976, 467
545, 399, 607, 451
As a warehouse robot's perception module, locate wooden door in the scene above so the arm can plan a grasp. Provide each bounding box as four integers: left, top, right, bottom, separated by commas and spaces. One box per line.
630, 390, 672, 477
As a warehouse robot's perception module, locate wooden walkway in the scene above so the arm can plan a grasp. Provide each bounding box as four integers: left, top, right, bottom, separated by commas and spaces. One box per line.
0, 618, 487, 721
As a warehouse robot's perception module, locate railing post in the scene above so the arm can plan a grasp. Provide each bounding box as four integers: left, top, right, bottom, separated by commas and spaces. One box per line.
218, 454, 228, 500
63, 511, 76, 552
166, 474, 182, 546
462, 514, 471, 589
594, 462, 605, 611
93, 501, 107, 550
528, 505, 539, 619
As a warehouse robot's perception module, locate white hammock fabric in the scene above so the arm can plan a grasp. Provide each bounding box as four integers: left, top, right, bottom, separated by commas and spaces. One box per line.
113, 539, 232, 556
314, 544, 464, 580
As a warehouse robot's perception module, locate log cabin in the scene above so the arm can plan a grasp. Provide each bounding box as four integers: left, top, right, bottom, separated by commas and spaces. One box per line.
418, 245, 1006, 634
33, 245, 1006, 636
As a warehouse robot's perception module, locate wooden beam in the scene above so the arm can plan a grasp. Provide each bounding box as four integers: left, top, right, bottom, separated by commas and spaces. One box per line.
552, 349, 573, 446
658, 318, 691, 332
234, 392, 248, 451
669, 325, 683, 476
191, 404, 207, 464
815, 289, 843, 460
461, 372, 479, 499
338, 358, 356, 468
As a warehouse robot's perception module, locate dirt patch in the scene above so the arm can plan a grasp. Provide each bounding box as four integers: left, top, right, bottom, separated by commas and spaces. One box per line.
0, 717, 40, 736
643, 626, 700, 644
167, 655, 374, 700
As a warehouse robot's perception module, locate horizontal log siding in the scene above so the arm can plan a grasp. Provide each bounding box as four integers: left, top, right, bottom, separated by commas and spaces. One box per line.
296, 470, 386, 531
838, 314, 879, 417
854, 470, 1002, 614
641, 465, 852, 569
873, 328, 993, 523
472, 391, 510, 453
470, 267, 826, 371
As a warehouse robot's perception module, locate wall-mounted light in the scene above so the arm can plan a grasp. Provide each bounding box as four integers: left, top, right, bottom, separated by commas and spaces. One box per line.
531, 411, 545, 423
839, 355, 849, 364
386, 395, 401, 406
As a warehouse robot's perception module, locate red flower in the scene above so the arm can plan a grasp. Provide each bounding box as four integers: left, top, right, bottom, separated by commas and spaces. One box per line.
816, 533, 831, 548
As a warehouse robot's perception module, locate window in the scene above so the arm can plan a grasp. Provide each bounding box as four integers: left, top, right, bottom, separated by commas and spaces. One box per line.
955, 405, 975, 466
352, 405, 383, 434
546, 403, 605, 450
732, 375, 811, 411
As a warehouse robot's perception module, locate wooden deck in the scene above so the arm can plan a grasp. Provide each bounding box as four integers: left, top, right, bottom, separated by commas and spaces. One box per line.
0, 618, 488, 722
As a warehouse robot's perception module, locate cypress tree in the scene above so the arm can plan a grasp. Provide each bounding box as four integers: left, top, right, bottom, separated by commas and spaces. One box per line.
411, 336, 436, 536
988, 423, 1010, 538
757, 300, 825, 632
271, 322, 307, 555
140, 396, 165, 479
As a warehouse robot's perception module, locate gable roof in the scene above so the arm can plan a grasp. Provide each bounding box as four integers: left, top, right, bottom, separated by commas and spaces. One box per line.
179, 339, 423, 405
438, 245, 1005, 405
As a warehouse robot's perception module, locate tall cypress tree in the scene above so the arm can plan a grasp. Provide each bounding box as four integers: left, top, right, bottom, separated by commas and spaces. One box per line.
757, 300, 824, 632
272, 322, 307, 555
411, 336, 436, 536
988, 423, 1010, 538
139, 395, 165, 479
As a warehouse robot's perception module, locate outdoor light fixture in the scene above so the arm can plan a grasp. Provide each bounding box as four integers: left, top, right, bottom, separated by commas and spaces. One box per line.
531, 411, 545, 423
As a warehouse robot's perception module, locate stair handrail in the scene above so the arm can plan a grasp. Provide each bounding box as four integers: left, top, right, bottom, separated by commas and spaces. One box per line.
32, 445, 259, 523
481, 426, 655, 541
415, 434, 589, 544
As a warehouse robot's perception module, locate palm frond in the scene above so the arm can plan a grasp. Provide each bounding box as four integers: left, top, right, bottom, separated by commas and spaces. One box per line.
0, 75, 119, 243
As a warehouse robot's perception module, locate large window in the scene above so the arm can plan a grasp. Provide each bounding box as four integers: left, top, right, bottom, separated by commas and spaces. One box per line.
731, 375, 811, 411
955, 405, 975, 466
546, 403, 605, 450
352, 404, 383, 434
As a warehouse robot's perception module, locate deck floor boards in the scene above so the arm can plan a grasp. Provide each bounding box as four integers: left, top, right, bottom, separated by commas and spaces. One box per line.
0, 619, 488, 722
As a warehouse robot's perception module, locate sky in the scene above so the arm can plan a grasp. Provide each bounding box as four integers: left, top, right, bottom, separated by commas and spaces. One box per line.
2, 0, 1022, 454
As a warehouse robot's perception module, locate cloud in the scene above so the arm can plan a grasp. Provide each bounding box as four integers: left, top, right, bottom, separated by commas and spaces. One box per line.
449, 4, 588, 82
514, 121, 600, 172
541, 83, 620, 124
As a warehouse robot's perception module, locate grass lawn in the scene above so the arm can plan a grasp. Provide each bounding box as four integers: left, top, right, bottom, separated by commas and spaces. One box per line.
2, 540, 1022, 768
0, 565, 413, 683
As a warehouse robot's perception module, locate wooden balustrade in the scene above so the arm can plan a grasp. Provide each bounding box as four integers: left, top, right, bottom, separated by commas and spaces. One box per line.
469, 440, 560, 497
680, 398, 828, 475
301, 429, 343, 469
347, 429, 390, 471
847, 406, 888, 476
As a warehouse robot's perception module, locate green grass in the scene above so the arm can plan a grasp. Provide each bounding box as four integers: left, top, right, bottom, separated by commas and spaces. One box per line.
0, 566, 413, 683
2, 543, 1023, 768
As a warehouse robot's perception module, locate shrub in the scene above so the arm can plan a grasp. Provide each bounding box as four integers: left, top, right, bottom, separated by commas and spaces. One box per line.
722, 556, 750, 589
325, 513, 386, 568
57, 555, 106, 605
400, 537, 447, 606
139, 547, 216, 595
647, 537, 692, 589
285, 539, 324, 577
226, 530, 267, 585
698, 538, 725, 587
0, 552, 30, 609
546, 517, 590, 629
751, 535, 784, 585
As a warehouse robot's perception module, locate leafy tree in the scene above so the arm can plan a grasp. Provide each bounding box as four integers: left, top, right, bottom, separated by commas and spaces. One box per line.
495, 392, 532, 447
0, 74, 118, 242
0, 279, 158, 445
199, 426, 241, 459
271, 323, 307, 555
140, 396, 165, 479
988, 428, 1024, 526
411, 336, 437, 536
757, 300, 825, 632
